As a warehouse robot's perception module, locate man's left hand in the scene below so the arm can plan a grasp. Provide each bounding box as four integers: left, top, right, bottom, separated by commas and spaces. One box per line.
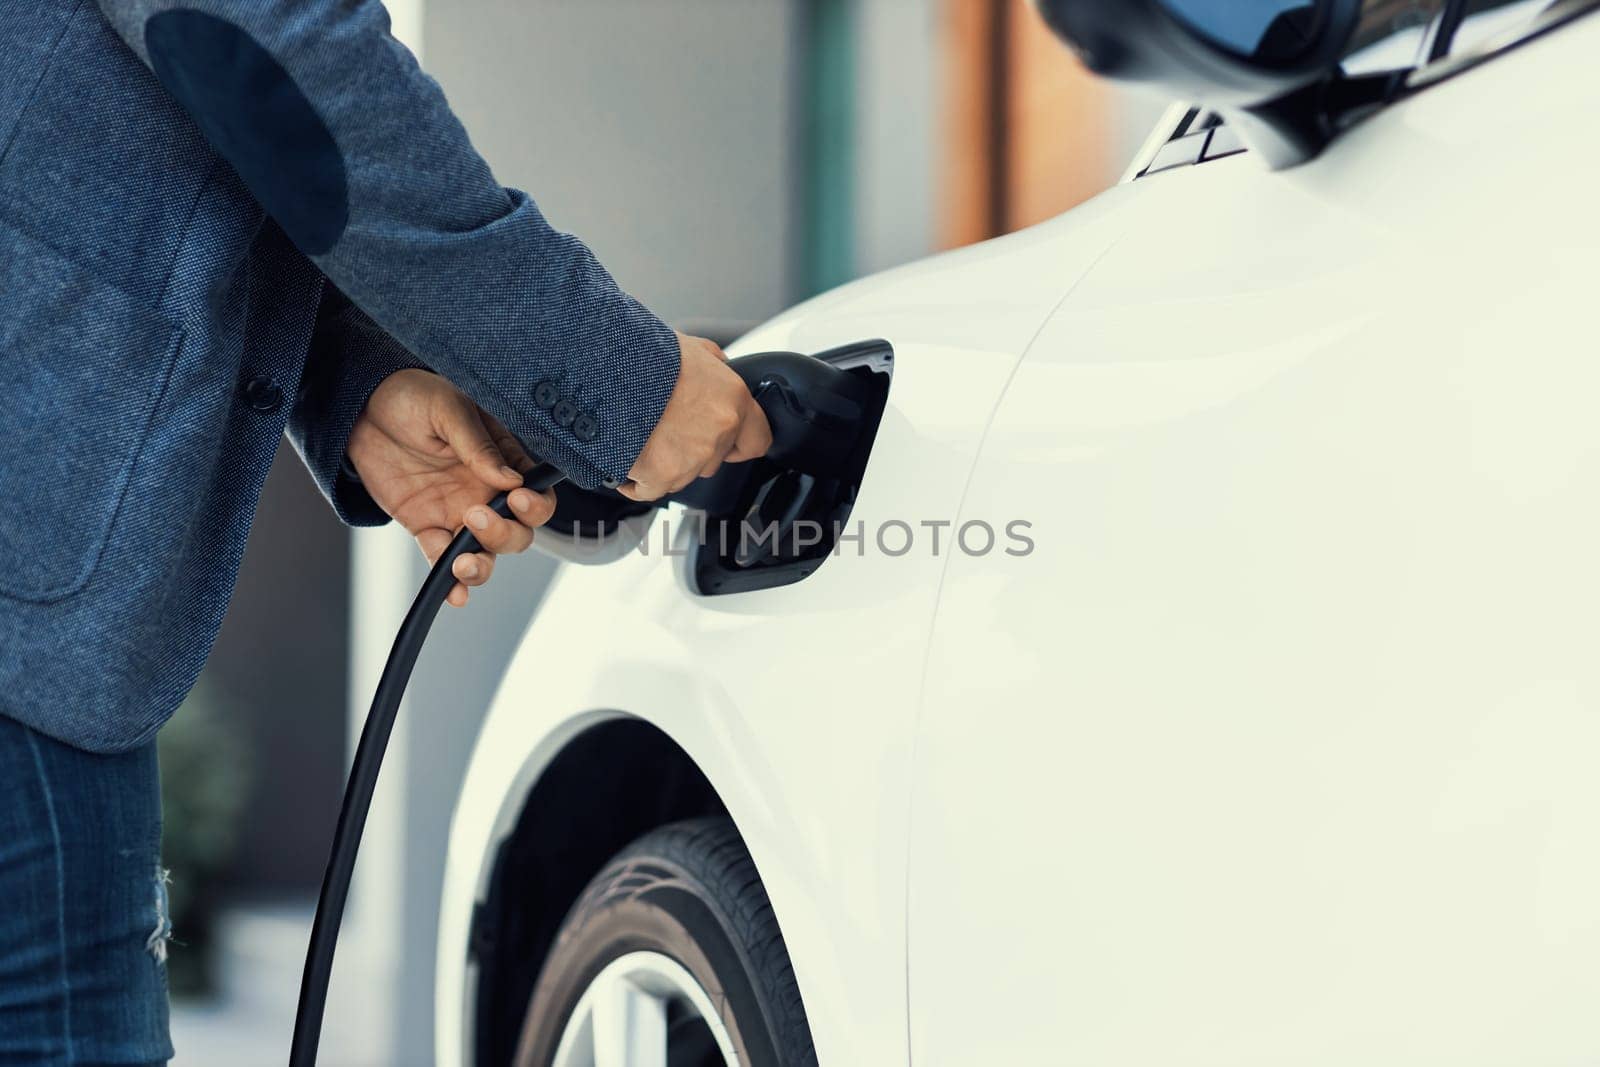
347, 369, 556, 607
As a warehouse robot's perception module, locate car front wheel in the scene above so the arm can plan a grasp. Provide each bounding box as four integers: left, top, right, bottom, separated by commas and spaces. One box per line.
513, 817, 816, 1067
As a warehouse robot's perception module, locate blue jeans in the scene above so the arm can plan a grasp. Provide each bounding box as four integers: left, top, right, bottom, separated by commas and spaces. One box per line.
0, 716, 172, 1065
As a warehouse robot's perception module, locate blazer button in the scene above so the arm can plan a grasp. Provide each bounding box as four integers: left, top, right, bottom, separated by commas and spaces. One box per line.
552, 399, 578, 428
532, 380, 561, 409
572, 412, 599, 442
242, 375, 283, 413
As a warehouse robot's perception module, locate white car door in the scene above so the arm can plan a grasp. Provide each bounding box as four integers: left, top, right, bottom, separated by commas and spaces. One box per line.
907, 27, 1600, 1064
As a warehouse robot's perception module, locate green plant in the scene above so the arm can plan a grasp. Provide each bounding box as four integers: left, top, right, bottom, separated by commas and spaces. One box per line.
159, 677, 251, 997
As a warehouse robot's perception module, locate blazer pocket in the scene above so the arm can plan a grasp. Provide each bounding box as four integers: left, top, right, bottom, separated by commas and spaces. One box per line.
0, 221, 185, 603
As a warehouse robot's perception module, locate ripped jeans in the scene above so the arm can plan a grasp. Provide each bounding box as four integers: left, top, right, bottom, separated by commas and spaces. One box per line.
0, 715, 172, 1066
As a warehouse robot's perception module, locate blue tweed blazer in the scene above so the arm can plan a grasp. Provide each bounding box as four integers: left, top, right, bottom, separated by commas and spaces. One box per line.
0, 1, 680, 752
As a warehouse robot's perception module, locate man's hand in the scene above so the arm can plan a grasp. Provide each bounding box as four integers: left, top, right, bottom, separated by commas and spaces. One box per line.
618, 332, 772, 501
347, 369, 556, 607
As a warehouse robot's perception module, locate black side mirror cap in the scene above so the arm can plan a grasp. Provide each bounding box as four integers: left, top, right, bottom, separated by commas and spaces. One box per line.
1035, 0, 1363, 167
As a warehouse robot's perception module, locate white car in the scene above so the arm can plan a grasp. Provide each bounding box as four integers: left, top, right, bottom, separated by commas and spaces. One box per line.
437, 2, 1600, 1064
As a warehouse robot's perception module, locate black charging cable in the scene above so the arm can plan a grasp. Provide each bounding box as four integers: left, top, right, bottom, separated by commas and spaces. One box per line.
286, 351, 862, 1064
288, 462, 567, 1067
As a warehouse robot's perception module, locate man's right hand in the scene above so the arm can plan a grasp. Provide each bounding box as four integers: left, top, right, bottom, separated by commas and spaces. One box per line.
618, 332, 772, 501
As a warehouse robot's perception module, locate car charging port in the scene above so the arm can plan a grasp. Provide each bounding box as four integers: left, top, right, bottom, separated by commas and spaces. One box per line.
535, 340, 892, 591
681, 339, 893, 596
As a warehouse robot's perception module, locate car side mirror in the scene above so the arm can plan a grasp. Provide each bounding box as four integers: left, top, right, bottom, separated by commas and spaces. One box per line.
1034, 0, 1364, 167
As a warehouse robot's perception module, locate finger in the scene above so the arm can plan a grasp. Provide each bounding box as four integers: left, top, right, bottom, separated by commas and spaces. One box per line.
452, 551, 496, 587
507, 487, 557, 529
616, 480, 664, 503
726, 397, 773, 463
439, 400, 522, 490
699, 455, 723, 480
483, 411, 539, 475
463, 504, 536, 555
625, 445, 663, 499
447, 582, 469, 608
415, 528, 455, 566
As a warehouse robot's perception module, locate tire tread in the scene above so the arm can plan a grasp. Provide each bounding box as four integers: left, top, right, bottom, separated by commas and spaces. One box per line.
609, 817, 818, 1067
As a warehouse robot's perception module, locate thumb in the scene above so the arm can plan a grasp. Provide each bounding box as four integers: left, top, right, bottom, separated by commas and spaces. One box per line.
436, 395, 522, 490
726, 394, 773, 463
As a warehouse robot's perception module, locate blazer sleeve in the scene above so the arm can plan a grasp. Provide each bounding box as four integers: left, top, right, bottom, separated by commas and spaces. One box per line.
93, 0, 680, 490
287, 284, 427, 528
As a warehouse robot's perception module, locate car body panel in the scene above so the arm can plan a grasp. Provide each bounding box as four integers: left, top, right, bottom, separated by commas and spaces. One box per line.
440, 14, 1600, 1064
436, 191, 1133, 1067
910, 16, 1600, 1065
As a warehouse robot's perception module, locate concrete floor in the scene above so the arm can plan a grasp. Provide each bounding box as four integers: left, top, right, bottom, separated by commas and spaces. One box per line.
170, 905, 412, 1067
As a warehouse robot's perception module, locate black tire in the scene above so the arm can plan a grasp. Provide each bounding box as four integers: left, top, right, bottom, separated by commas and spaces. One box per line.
513, 817, 818, 1067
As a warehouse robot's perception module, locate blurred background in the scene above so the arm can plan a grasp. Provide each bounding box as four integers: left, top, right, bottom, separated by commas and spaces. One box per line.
166, 1, 1168, 1062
